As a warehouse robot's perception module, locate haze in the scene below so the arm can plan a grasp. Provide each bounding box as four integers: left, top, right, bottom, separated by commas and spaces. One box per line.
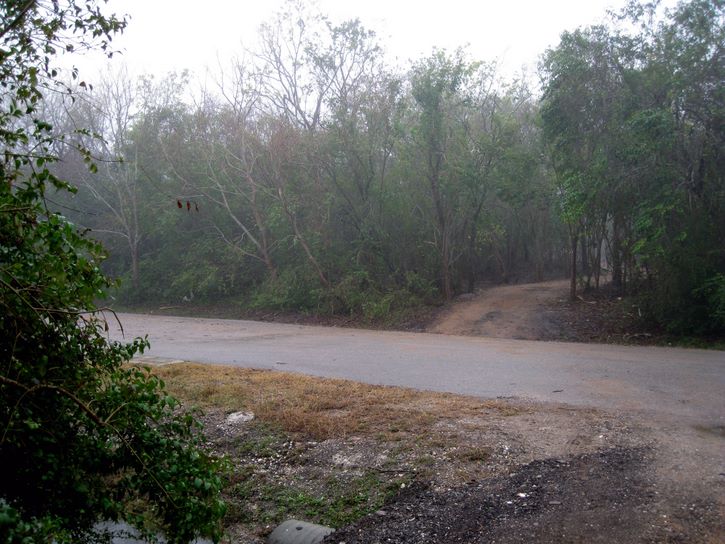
76, 0, 644, 80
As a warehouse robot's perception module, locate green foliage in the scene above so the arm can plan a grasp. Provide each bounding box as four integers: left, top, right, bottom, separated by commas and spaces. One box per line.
540, 0, 724, 334
115, 237, 248, 304
49, 4, 563, 317
28, 0, 719, 340
0, 500, 60, 543
698, 274, 725, 328
249, 268, 323, 312
1, 178, 227, 544
246, 267, 436, 326
230, 466, 403, 530
326, 270, 376, 316
1, 2, 226, 542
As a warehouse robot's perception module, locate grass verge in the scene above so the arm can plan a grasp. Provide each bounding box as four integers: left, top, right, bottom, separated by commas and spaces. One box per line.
143, 363, 521, 541
151, 363, 517, 440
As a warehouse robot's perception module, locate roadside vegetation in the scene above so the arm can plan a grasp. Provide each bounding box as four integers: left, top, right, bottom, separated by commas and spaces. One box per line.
49, 0, 724, 339
0, 2, 225, 542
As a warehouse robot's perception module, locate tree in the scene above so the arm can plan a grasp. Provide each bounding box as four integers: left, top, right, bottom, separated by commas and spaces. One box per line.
0, 2, 226, 542
408, 49, 474, 300
405, 50, 538, 298
177, 65, 281, 281
43, 2, 570, 319
628, 0, 725, 332
540, 26, 625, 299
52, 67, 152, 292
540, 0, 724, 333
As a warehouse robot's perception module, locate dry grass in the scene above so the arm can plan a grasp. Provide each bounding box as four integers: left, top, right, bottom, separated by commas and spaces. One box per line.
146, 362, 518, 440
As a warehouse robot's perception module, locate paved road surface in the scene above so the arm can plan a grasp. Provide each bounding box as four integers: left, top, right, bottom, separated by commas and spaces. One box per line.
108, 313, 724, 425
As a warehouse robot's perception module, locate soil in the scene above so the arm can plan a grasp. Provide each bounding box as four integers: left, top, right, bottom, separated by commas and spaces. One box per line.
324, 447, 722, 544
428, 280, 569, 340
426, 279, 708, 346
195, 397, 724, 544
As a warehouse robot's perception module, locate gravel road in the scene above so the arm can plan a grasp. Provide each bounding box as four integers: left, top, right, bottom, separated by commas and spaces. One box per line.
108, 312, 724, 426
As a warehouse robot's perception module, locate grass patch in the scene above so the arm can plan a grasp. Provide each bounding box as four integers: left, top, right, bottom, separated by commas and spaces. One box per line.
150, 363, 516, 440
227, 470, 403, 529
140, 362, 521, 541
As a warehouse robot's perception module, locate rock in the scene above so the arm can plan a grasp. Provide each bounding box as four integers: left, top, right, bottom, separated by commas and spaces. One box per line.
268, 519, 334, 544
225, 411, 254, 424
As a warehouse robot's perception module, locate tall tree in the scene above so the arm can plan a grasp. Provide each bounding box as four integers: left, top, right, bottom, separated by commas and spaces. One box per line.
541, 0, 725, 332
408, 49, 473, 300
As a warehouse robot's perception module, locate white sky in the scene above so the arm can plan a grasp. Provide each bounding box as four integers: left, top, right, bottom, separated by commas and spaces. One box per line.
68, 0, 664, 83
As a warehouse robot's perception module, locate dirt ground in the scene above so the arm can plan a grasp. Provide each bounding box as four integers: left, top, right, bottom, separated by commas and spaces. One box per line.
323, 417, 724, 544
426, 279, 694, 346
427, 280, 569, 339
193, 393, 723, 544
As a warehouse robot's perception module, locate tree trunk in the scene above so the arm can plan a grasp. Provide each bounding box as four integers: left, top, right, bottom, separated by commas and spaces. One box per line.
466, 234, 476, 294
581, 236, 591, 290
466, 205, 484, 293
611, 214, 623, 293
278, 188, 330, 288
594, 236, 602, 290
569, 228, 578, 301
249, 186, 277, 280
129, 238, 140, 292
441, 230, 453, 300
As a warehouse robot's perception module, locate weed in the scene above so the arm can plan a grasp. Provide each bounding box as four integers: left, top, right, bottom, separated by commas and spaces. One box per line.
453, 446, 492, 462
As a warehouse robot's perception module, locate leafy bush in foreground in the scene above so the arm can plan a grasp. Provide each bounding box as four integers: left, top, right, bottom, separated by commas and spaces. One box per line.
0, 1, 225, 542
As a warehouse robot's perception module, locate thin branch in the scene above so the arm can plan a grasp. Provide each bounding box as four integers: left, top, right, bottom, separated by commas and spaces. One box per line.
0, 0, 36, 42
0, 276, 43, 319
0, 375, 105, 429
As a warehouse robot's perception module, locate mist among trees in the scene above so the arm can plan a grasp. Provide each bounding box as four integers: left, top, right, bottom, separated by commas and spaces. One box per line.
52, 0, 724, 335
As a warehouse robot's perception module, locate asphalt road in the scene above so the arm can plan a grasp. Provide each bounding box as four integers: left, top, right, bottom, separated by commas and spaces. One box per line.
108, 313, 724, 425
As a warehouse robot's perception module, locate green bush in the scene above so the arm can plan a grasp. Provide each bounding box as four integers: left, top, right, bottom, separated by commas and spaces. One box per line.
0, 2, 226, 542
695, 274, 725, 332
248, 268, 323, 312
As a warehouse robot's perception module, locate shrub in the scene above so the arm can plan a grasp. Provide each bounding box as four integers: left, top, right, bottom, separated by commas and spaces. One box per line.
0, 2, 226, 542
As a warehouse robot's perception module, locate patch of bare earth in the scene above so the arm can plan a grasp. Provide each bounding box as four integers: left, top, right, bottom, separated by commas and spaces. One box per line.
426, 279, 712, 346
146, 363, 723, 544
427, 280, 569, 339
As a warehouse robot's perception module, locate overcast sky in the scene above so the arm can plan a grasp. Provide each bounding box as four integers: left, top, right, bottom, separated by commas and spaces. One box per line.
70, 0, 666, 82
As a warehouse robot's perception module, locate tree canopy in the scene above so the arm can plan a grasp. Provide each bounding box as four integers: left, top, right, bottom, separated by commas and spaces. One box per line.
540, 0, 725, 333
42, 0, 723, 338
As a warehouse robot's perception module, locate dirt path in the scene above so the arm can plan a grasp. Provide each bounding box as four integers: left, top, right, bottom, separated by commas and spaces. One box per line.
427, 279, 569, 339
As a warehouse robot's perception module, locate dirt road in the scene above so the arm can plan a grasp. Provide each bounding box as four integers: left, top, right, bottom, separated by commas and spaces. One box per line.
428, 279, 569, 339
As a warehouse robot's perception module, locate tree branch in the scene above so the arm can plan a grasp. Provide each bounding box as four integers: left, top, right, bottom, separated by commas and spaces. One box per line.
0, 0, 35, 43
